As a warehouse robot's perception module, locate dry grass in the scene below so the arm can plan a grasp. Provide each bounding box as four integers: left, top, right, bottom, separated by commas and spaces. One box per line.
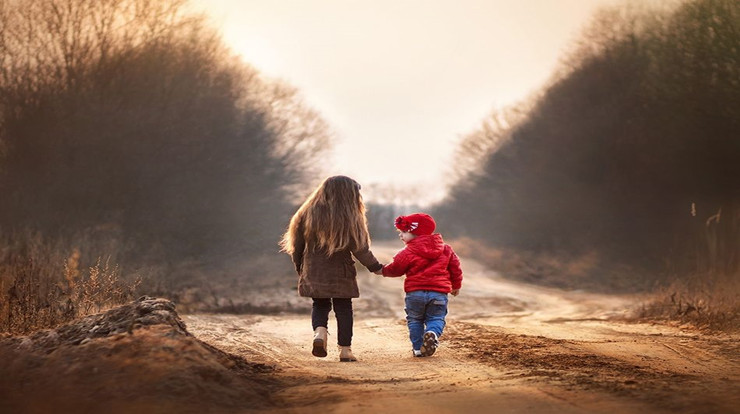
451, 203, 740, 332
635, 205, 740, 332
450, 237, 641, 292
635, 273, 740, 332
0, 231, 141, 335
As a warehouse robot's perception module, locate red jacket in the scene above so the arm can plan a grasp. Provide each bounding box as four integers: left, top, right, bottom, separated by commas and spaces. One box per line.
382, 234, 463, 293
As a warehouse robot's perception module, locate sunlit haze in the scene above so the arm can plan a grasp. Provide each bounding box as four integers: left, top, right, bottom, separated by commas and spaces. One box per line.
192, 0, 620, 203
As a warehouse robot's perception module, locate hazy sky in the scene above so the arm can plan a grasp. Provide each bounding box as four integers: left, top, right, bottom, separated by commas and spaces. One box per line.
192, 0, 620, 201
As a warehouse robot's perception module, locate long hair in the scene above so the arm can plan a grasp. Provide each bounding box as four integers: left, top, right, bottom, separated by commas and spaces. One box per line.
281, 176, 370, 255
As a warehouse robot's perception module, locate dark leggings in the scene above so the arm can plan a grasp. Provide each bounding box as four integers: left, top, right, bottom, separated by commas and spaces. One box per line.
311, 298, 353, 347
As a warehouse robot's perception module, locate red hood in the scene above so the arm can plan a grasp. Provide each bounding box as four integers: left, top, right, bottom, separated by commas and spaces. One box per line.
406, 234, 445, 259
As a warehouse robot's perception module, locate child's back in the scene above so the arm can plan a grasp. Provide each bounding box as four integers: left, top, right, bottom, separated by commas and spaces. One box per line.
378, 213, 462, 357
382, 232, 462, 294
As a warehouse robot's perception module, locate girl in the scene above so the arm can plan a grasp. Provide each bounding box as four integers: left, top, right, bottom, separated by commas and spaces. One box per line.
281, 175, 382, 362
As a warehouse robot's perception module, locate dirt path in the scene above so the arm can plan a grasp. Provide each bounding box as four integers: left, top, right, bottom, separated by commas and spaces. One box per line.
184, 244, 740, 414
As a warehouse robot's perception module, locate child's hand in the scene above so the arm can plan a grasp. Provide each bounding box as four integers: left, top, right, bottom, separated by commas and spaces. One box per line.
373, 269, 383, 275
450, 289, 460, 296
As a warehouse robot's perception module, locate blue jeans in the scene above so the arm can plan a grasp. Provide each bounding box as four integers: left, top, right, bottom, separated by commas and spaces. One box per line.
404, 290, 448, 350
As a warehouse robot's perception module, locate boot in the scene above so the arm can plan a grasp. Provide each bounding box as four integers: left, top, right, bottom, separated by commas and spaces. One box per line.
312, 327, 328, 357
338, 345, 357, 362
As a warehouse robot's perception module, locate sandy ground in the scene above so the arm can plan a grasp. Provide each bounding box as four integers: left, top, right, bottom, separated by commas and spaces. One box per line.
184, 243, 740, 414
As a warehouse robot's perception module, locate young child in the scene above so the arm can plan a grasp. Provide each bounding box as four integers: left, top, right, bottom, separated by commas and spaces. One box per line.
280, 175, 382, 362
377, 213, 463, 357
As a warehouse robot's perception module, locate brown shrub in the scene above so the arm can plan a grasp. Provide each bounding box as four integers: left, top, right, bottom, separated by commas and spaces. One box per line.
635, 273, 740, 332
0, 231, 140, 334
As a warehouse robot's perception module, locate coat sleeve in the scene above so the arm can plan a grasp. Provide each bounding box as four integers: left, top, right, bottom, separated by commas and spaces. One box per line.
352, 244, 382, 273
447, 248, 463, 290
381, 249, 411, 277
291, 220, 306, 274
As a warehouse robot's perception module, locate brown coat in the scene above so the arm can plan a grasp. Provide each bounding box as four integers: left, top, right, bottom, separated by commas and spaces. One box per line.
290, 222, 382, 298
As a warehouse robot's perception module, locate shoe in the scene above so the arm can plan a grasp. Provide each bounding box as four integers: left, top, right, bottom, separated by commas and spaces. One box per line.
420, 331, 438, 357
413, 349, 423, 357
312, 327, 328, 357
338, 345, 357, 362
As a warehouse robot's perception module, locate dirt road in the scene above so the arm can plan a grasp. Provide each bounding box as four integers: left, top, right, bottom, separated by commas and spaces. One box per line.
184, 244, 740, 414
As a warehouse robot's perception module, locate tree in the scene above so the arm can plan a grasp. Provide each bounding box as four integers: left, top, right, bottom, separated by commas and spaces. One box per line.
0, 0, 331, 260
437, 0, 740, 283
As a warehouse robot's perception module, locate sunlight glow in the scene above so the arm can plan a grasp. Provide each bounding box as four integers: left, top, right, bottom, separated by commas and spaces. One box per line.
192, 0, 622, 203
230, 37, 283, 76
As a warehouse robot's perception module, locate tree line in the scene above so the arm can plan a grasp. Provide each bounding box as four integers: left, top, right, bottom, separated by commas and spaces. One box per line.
0, 0, 330, 263
436, 0, 739, 288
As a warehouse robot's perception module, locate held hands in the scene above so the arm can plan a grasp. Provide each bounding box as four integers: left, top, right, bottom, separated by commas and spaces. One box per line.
450, 289, 460, 296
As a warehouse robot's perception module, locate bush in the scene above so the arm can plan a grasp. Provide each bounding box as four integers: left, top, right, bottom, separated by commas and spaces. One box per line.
0, 231, 140, 334
437, 0, 739, 286
636, 273, 740, 332
0, 0, 330, 261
